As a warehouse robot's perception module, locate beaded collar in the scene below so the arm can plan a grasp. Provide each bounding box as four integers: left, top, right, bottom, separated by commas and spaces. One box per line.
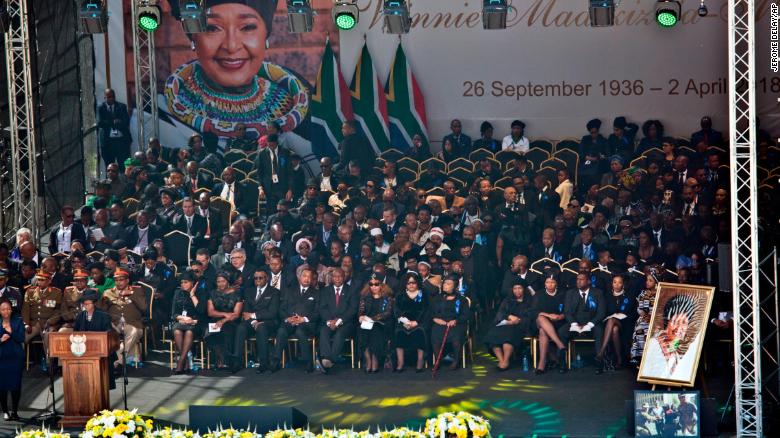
165, 60, 309, 137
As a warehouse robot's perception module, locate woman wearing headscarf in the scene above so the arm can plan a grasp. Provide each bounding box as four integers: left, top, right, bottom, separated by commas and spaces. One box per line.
166, 0, 309, 139
484, 278, 532, 371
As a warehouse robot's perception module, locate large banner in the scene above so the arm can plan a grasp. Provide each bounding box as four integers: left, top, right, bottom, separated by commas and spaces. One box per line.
339, 0, 780, 144
94, 0, 779, 165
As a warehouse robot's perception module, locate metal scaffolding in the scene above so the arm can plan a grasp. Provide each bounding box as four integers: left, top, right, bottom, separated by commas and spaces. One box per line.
130, 0, 159, 151
3, 0, 42, 241
728, 0, 763, 436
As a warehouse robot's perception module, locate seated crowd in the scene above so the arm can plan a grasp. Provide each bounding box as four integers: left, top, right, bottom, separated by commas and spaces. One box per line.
0, 115, 767, 379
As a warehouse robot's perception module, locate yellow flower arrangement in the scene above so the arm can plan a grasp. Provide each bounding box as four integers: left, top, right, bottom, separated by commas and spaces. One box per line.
374, 427, 425, 438
263, 429, 315, 438
150, 428, 202, 438
80, 409, 153, 438
15, 429, 71, 438
202, 426, 263, 438
423, 412, 491, 438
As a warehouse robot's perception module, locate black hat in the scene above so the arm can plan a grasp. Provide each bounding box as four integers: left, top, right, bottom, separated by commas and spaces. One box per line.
142, 248, 158, 260
306, 178, 318, 188
179, 271, 196, 283
78, 289, 100, 303
586, 118, 602, 131
613, 116, 627, 129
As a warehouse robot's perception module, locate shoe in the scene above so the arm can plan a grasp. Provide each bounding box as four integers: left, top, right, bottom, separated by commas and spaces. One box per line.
497, 366, 509, 372
534, 368, 546, 375
394, 367, 404, 373
256, 364, 267, 374
9, 413, 20, 422
2, 412, 9, 421
305, 363, 314, 373
415, 367, 424, 373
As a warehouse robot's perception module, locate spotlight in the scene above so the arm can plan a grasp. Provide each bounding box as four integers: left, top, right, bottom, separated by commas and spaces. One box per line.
179, 0, 205, 33
589, 0, 615, 27
655, 1, 681, 27
482, 0, 508, 30
137, 0, 161, 32
286, 0, 313, 33
333, 0, 358, 30
383, 0, 410, 34
78, 1, 108, 34
697, 0, 708, 17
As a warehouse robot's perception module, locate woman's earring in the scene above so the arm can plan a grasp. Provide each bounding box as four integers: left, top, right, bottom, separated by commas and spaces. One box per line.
190, 40, 196, 51
265, 39, 270, 49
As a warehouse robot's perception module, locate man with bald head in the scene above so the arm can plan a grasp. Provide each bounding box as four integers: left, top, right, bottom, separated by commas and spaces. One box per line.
212, 166, 249, 214
97, 88, 132, 171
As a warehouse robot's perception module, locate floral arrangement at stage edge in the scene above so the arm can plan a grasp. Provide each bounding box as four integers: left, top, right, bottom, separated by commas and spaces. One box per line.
373, 427, 425, 438
317, 429, 372, 438
264, 429, 316, 438
201, 426, 262, 438
423, 412, 491, 438
15, 429, 71, 438
149, 428, 202, 438
80, 408, 154, 438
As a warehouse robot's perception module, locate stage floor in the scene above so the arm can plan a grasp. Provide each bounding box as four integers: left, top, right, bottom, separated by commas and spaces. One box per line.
2, 348, 736, 438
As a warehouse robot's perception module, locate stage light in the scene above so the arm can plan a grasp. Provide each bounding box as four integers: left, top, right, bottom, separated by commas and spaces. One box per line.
697, 0, 708, 17
383, 0, 410, 34
287, 0, 313, 33
655, 1, 681, 27
588, 0, 615, 27
78, 1, 108, 34
482, 0, 508, 30
137, 0, 162, 32
333, 1, 358, 30
179, 0, 206, 33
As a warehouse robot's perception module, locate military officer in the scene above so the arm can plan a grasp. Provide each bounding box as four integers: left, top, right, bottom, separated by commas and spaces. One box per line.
0, 269, 22, 315
101, 269, 147, 368
21, 270, 63, 354
58, 269, 91, 332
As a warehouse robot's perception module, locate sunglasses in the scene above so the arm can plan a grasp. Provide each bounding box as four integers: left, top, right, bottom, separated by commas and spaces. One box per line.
369, 282, 381, 286
254, 276, 267, 280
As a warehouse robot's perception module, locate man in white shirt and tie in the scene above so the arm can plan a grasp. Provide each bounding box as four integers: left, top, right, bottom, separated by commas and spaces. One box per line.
317, 268, 358, 373
235, 268, 280, 373
48, 205, 86, 255
270, 268, 319, 373
558, 273, 606, 374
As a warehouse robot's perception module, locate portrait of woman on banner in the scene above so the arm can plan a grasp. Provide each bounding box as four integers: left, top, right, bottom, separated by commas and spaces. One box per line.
637, 283, 714, 387
165, 0, 309, 140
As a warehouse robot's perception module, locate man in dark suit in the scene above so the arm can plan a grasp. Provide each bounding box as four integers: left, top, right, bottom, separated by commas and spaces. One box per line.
171, 197, 208, 252
255, 134, 293, 214
184, 161, 213, 194
125, 210, 162, 256
228, 248, 255, 293
336, 120, 375, 176
530, 228, 566, 264
235, 268, 280, 373
270, 267, 319, 373
569, 228, 604, 262
48, 205, 88, 255
196, 192, 222, 253
264, 223, 295, 263
266, 256, 295, 291
557, 273, 606, 374
212, 167, 250, 215
97, 88, 132, 171
317, 268, 358, 373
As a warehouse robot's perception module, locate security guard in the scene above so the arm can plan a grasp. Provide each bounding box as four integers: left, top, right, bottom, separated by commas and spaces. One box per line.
21, 270, 63, 354
101, 269, 147, 368
58, 269, 91, 332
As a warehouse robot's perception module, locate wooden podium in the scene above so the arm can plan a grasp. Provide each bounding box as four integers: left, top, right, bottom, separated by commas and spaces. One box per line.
49, 332, 119, 428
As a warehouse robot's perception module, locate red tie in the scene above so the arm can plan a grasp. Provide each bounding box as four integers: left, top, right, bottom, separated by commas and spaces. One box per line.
335, 287, 341, 306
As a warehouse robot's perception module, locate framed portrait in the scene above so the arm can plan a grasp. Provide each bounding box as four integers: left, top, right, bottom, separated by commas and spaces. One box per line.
634, 390, 700, 437
637, 283, 715, 387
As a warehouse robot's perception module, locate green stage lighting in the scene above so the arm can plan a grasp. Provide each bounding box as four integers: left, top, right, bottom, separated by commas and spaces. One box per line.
333, 1, 358, 30
655, 1, 681, 28
137, 1, 162, 32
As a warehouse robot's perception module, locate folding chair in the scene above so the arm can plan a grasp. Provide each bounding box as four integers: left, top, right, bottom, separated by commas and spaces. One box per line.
529, 139, 554, 154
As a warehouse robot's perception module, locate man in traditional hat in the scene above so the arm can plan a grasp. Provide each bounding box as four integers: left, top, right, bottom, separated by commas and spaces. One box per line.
58, 269, 91, 332
0, 269, 22, 316
102, 269, 147, 368
22, 270, 63, 358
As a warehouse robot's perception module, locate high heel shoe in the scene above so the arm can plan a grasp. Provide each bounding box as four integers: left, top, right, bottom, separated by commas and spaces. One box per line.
394, 367, 404, 373
534, 368, 546, 375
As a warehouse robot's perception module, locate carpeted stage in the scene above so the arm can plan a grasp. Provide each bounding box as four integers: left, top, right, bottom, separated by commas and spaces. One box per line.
2, 349, 735, 437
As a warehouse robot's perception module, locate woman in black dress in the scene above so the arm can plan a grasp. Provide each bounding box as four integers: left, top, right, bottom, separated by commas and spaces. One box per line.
206, 271, 243, 370
0, 298, 24, 421
532, 275, 567, 374
394, 273, 430, 372
171, 271, 207, 374
596, 274, 637, 369
430, 276, 471, 371
358, 274, 395, 373
484, 278, 532, 371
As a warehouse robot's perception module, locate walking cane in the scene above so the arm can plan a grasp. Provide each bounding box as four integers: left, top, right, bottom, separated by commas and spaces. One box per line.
431, 324, 451, 378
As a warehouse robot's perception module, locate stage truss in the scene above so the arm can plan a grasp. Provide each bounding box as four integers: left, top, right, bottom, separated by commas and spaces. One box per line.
131, 0, 159, 151
728, 0, 763, 436
3, 0, 41, 242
